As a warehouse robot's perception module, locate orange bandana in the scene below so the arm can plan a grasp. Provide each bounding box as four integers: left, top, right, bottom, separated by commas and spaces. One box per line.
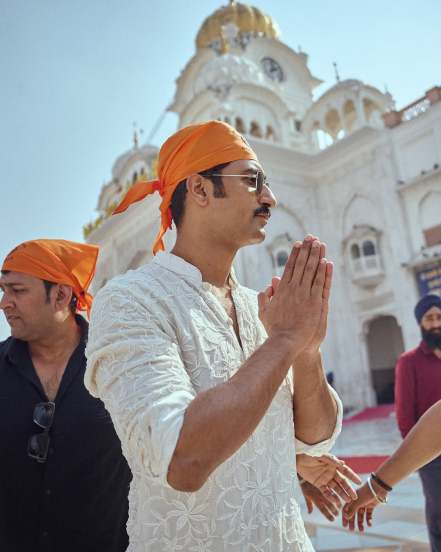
2, 239, 99, 317
113, 120, 258, 254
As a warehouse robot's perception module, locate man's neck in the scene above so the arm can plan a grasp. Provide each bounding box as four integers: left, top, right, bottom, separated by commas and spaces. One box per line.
28, 316, 81, 363
172, 235, 237, 288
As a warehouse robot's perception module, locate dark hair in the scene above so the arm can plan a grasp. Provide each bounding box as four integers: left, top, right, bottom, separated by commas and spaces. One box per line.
43, 280, 77, 314
170, 162, 230, 227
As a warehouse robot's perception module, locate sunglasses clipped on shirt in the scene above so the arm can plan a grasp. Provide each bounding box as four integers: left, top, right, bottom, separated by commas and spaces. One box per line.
208, 170, 269, 195
27, 401, 55, 463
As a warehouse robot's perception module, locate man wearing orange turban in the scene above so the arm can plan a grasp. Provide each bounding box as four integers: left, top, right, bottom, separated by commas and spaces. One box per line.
87, 120, 344, 551
0, 239, 131, 551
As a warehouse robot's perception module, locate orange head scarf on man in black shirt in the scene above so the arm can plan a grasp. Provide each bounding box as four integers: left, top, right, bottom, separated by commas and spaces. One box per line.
2, 239, 99, 317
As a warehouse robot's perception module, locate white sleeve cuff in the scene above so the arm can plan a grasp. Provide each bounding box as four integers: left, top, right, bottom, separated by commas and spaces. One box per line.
294, 385, 343, 456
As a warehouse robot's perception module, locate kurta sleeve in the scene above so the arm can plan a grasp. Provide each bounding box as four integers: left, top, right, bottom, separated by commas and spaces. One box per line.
395, 354, 417, 438
84, 284, 196, 488
294, 386, 343, 456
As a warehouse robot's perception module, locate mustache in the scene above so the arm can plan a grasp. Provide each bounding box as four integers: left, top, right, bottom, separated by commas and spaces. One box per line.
254, 205, 271, 217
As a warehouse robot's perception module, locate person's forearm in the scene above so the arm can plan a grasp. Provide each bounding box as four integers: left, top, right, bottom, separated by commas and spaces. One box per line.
292, 352, 337, 444
376, 400, 441, 487
167, 334, 295, 491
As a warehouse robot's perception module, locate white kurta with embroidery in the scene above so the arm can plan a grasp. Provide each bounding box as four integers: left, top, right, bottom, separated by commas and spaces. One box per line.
85, 252, 343, 552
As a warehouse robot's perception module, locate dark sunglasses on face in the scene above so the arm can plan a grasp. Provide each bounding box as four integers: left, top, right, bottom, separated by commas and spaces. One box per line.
28, 401, 55, 463
207, 170, 269, 195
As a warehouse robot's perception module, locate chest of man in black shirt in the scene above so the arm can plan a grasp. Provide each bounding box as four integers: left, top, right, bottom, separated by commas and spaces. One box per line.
0, 242, 131, 552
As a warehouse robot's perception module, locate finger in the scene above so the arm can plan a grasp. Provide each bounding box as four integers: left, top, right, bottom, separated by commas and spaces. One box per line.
271, 276, 281, 293
342, 510, 349, 528
290, 236, 314, 285
315, 454, 343, 468
348, 514, 356, 532
336, 463, 362, 485
342, 501, 357, 521
312, 257, 327, 296
321, 487, 343, 509
280, 241, 302, 284
335, 474, 358, 501
366, 507, 374, 527
357, 509, 365, 532
318, 504, 336, 522
322, 261, 334, 301
257, 287, 272, 314
257, 292, 266, 314
328, 480, 352, 503
319, 242, 326, 260
323, 498, 339, 518
305, 496, 313, 514
299, 239, 321, 288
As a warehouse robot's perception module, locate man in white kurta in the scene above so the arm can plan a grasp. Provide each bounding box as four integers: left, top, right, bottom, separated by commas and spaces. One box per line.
85, 252, 342, 551
85, 120, 343, 551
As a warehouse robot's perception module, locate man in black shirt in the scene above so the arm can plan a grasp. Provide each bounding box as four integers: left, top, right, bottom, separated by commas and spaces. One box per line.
0, 239, 131, 552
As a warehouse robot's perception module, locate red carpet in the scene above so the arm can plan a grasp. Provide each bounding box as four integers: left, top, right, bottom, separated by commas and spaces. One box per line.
339, 455, 389, 474
340, 404, 395, 473
343, 404, 395, 424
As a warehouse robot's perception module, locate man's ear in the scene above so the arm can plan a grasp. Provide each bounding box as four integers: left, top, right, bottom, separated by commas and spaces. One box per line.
186, 174, 209, 207
53, 284, 74, 311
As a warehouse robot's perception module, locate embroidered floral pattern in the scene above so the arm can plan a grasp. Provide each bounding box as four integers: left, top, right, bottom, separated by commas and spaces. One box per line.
85, 252, 342, 551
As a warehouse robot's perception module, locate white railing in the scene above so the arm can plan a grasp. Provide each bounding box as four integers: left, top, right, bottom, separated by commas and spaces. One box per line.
402, 98, 431, 122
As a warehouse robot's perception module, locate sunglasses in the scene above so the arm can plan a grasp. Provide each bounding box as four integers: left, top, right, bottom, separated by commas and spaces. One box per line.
208, 170, 268, 195
27, 401, 55, 463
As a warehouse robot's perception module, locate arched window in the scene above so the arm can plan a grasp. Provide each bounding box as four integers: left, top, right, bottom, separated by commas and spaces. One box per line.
235, 117, 246, 134
276, 250, 289, 268
273, 249, 289, 277
363, 240, 376, 256
132, 171, 138, 184
266, 125, 275, 141
140, 167, 145, 176
224, 116, 231, 125
250, 121, 263, 138
351, 243, 361, 259
316, 129, 333, 150
348, 232, 382, 280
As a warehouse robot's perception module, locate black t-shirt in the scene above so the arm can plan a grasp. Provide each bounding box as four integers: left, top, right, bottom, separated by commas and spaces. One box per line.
0, 318, 131, 552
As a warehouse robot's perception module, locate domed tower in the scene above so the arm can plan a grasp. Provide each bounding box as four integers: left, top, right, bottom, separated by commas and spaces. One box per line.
302, 79, 395, 149
169, 0, 322, 152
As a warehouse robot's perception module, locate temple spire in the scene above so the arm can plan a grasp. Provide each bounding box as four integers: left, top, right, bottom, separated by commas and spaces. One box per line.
333, 61, 341, 83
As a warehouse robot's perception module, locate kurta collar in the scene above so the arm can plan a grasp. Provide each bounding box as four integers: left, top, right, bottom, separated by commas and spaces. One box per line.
152, 251, 238, 289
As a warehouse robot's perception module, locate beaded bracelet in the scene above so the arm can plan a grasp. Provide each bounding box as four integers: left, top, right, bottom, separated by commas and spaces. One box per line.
371, 472, 393, 492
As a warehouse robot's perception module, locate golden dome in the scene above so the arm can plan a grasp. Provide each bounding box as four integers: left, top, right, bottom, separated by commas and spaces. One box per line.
196, 1, 279, 50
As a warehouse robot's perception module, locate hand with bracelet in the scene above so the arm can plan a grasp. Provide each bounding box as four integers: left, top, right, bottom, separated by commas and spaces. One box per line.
341, 472, 389, 532
342, 399, 441, 532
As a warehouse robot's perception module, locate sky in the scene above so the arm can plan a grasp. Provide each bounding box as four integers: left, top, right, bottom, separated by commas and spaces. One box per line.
0, 0, 439, 339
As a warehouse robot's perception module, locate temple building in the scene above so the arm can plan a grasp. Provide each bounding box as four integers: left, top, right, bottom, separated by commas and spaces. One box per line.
84, 1, 441, 411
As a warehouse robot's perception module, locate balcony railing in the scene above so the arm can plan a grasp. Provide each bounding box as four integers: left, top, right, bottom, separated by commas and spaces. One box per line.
383, 86, 441, 129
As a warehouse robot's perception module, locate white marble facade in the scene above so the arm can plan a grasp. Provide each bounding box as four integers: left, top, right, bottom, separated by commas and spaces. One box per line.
85, 2, 441, 411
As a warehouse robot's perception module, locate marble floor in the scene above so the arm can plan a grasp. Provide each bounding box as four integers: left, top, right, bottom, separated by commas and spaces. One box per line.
299, 410, 430, 551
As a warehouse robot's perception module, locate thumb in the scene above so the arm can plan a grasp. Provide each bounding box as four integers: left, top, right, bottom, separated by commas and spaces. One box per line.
319, 454, 344, 468
343, 500, 357, 519
305, 496, 314, 514
271, 277, 281, 293
257, 286, 272, 314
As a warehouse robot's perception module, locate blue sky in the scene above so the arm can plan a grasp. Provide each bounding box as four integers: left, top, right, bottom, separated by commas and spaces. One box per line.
0, 0, 439, 339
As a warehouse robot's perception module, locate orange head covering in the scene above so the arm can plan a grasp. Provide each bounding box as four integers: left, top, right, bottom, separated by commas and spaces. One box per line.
2, 239, 99, 317
113, 120, 258, 254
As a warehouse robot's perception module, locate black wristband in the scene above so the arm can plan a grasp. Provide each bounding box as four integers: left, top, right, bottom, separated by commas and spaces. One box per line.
371, 472, 393, 492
